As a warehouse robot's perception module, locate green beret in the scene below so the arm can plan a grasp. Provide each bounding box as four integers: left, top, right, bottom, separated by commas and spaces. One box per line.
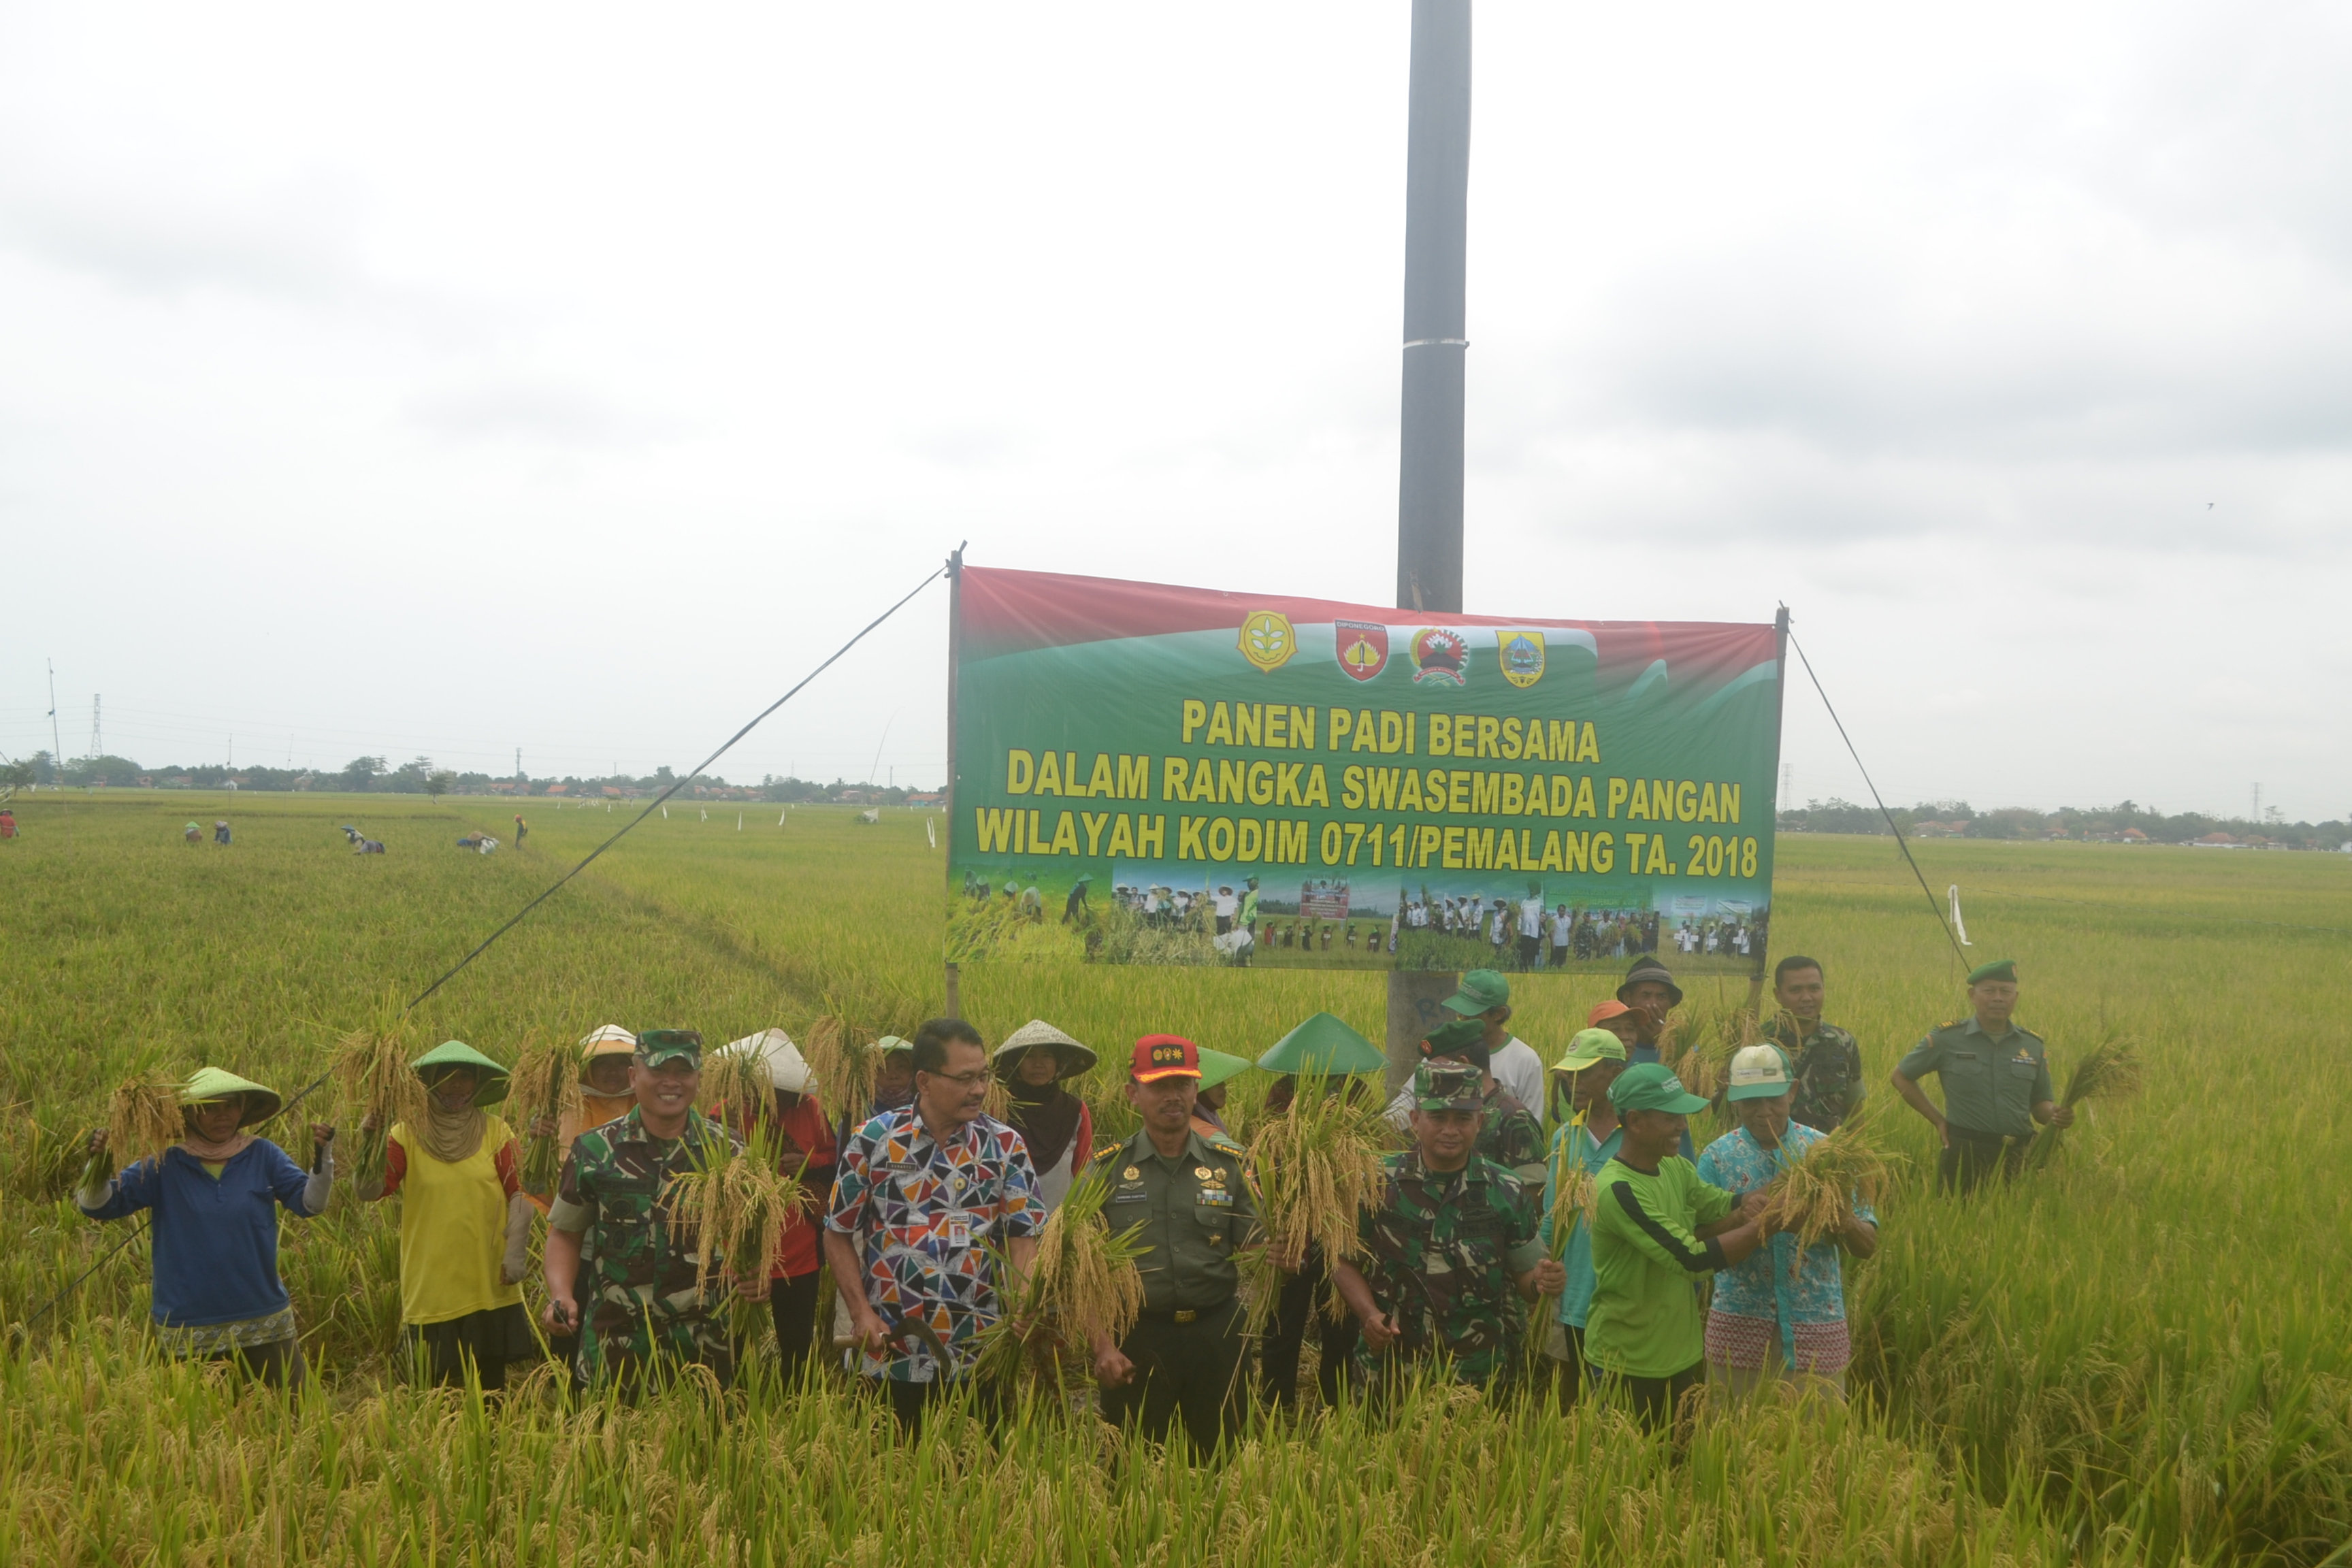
1966, 959, 2018, 986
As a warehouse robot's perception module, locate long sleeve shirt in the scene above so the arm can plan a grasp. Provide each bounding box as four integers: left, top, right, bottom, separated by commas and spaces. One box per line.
78, 1141, 331, 1327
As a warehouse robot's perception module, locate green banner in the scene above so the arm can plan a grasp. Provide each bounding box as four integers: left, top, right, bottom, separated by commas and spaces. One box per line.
946, 566, 1783, 976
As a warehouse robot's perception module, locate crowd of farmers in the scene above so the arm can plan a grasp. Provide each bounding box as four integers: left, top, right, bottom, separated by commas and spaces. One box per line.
74, 953, 2068, 1443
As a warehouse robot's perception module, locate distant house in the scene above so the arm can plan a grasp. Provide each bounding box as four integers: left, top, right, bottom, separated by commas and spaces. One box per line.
906, 791, 945, 805
602, 785, 625, 798
2121, 828, 2148, 842
2042, 826, 2070, 840
2193, 832, 2239, 848
1912, 821, 1957, 838
489, 781, 517, 795
545, 783, 569, 795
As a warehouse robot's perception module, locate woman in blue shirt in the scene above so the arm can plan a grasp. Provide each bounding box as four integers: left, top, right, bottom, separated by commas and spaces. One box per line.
1695, 1045, 1877, 1399
78, 1067, 336, 1388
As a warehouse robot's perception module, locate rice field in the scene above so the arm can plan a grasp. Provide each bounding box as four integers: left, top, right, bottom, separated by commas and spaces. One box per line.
1, 789, 2347, 1565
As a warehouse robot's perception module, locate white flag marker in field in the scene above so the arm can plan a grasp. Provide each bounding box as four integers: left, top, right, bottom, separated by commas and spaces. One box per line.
926, 817, 937, 850
1948, 885, 1972, 945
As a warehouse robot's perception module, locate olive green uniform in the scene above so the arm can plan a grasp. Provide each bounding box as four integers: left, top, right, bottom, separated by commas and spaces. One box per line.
1092, 1126, 1258, 1452
1896, 1018, 2054, 1194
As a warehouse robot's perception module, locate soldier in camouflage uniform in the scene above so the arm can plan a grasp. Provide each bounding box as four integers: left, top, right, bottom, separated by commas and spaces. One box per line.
1762, 955, 1866, 1132
1332, 1063, 1563, 1400
1414, 1016, 1547, 1185
542, 1029, 767, 1392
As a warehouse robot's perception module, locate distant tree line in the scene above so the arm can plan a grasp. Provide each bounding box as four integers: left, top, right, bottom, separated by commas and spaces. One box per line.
12, 751, 938, 806
1778, 796, 2351, 850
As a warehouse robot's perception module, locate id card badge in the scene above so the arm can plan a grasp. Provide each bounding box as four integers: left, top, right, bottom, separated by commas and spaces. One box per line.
944, 1213, 971, 1250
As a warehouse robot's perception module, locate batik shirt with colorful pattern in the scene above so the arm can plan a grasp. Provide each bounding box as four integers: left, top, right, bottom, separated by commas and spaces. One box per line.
549, 1107, 740, 1388
1694, 1124, 1874, 1350
825, 1107, 1043, 1383
1350, 1150, 1546, 1388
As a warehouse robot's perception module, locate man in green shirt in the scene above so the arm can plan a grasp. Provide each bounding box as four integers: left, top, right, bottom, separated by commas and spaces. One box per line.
1584, 1062, 1768, 1429
1891, 958, 2072, 1194
1088, 1034, 1258, 1454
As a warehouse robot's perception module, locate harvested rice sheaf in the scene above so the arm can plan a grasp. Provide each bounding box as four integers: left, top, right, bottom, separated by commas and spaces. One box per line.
973, 1169, 1148, 1392
105, 1076, 185, 1169
1757, 1117, 1895, 1254
1241, 1072, 1390, 1334
333, 1026, 426, 1186
663, 1134, 804, 1294
510, 1035, 586, 1194
2025, 1033, 2145, 1170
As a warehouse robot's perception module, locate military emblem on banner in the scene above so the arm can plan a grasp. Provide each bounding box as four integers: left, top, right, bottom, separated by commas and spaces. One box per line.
1499, 630, 1546, 688
1409, 627, 1469, 687
1335, 619, 1389, 683
1238, 610, 1297, 674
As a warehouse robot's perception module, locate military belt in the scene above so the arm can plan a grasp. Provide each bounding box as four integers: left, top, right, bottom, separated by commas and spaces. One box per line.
1139, 1296, 1235, 1324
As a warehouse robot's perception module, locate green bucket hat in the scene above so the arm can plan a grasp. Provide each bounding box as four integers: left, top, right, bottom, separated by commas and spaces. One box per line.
1412, 1061, 1484, 1112
1195, 1047, 1253, 1091
1607, 1062, 1711, 1116
409, 1039, 512, 1107
180, 1066, 284, 1128
1966, 958, 2018, 986
1257, 1012, 1386, 1076
1552, 1028, 1630, 1074
1440, 969, 1510, 1015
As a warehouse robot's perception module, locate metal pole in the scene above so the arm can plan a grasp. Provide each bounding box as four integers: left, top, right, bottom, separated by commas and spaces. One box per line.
1749, 604, 1793, 1017
1387, 0, 1473, 1091
943, 544, 966, 1019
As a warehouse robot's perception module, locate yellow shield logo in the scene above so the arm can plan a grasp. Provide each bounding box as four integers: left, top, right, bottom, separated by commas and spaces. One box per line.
1499, 630, 1546, 689
1238, 610, 1296, 674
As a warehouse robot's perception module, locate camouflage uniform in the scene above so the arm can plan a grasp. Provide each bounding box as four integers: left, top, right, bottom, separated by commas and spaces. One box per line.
1350, 1149, 1545, 1390
1477, 1083, 1547, 1183
1764, 1017, 1866, 1133
549, 1106, 741, 1390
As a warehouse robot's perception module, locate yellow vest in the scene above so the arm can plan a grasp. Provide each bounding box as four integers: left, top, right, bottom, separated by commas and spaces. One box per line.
389, 1114, 523, 1326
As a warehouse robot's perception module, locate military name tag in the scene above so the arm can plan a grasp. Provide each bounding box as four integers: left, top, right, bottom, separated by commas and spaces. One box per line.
1111, 1190, 1148, 1203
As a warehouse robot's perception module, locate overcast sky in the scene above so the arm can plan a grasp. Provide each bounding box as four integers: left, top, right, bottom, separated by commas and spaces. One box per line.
5, 3, 2347, 820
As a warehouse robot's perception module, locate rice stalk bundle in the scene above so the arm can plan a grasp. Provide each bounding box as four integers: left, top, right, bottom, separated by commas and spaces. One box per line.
333, 1026, 425, 1187
1526, 1120, 1599, 1373
1240, 1071, 1390, 1335
2025, 1033, 2144, 1170
1755, 1117, 1895, 1258
662, 1132, 804, 1296
971, 1169, 1149, 1392
105, 1075, 184, 1169
510, 1035, 585, 1195
699, 1047, 774, 1138
802, 1013, 880, 1121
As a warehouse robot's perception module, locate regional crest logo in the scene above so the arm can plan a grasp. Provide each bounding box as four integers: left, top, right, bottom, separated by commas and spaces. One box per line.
1408, 627, 1469, 687
1238, 610, 1296, 674
1499, 630, 1546, 689
1335, 619, 1389, 683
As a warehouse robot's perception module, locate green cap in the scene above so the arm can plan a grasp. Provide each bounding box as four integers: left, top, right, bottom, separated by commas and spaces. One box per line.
1552, 1028, 1629, 1073
1966, 958, 2018, 986
1412, 1061, 1485, 1112
180, 1066, 283, 1127
1195, 1047, 1252, 1091
1257, 1012, 1386, 1076
408, 1039, 512, 1107
636, 1028, 704, 1068
1420, 1017, 1488, 1059
1440, 970, 1510, 1015
1607, 1062, 1712, 1115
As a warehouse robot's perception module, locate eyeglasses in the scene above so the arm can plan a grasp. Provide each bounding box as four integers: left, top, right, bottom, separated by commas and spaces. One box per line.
924, 1069, 992, 1088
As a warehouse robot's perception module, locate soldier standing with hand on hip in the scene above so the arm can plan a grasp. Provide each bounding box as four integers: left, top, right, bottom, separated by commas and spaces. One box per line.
1891, 959, 2071, 1194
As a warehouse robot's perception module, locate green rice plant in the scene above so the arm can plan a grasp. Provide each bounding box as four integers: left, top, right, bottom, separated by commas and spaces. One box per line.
508, 1032, 584, 1195
1241, 1071, 1390, 1335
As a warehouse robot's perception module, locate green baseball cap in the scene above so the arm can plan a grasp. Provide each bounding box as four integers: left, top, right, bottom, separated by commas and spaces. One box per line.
1966, 958, 2018, 986
1552, 1028, 1629, 1073
180, 1066, 283, 1127
1195, 1047, 1253, 1091
409, 1039, 512, 1107
1441, 970, 1510, 1015
1412, 1061, 1484, 1112
636, 1028, 704, 1068
1607, 1062, 1711, 1115
1258, 1011, 1386, 1076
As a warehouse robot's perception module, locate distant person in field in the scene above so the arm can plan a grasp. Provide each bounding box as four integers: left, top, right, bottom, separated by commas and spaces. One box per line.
184, 821, 203, 845
992, 1021, 1096, 1212
213, 819, 231, 847
340, 824, 360, 845
826, 1017, 1041, 1437
1891, 959, 2068, 1194
1518, 883, 1546, 969
355, 1041, 536, 1391
512, 814, 527, 845
0, 808, 16, 840
76, 1068, 336, 1390
355, 837, 386, 854
1762, 956, 1865, 1133
1213, 883, 1238, 935
1062, 875, 1093, 926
